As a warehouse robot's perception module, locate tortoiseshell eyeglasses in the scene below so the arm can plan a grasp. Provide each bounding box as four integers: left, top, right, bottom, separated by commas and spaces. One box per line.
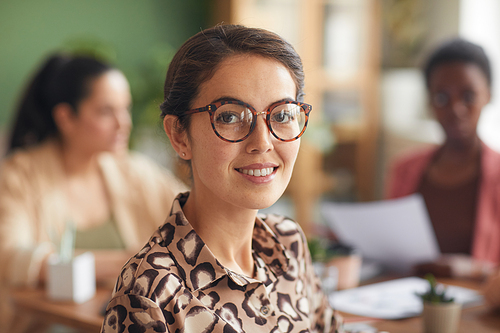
185, 99, 312, 143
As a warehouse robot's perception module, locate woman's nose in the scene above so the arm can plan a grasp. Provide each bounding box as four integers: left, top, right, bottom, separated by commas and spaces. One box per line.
450, 97, 469, 118
246, 116, 273, 153
115, 109, 132, 130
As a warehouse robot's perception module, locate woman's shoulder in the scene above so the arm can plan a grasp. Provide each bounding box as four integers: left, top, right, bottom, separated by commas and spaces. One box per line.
112, 229, 184, 299
258, 214, 307, 247
97, 151, 153, 186
385, 145, 438, 199
481, 142, 500, 170
99, 150, 161, 173
0, 141, 60, 180
259, 213, 302, 233
2, 140, 57, 164
99, 151, 185, 189
390, 145, 439, 171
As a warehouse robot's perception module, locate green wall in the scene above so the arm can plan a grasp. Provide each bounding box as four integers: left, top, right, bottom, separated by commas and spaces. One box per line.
0, 0, 211, 129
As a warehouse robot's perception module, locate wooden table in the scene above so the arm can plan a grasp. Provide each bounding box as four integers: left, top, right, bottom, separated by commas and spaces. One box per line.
9, 279, 500, 333
341, 278, 500, 333
10, 287, 110, 333
369, 304, 500, 333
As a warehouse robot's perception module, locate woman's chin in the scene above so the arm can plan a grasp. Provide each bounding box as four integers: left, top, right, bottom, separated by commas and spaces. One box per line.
446, 129, 477, 145
100, 146, 127, 156
246, 196, 281, 211
109, 141, 130, 154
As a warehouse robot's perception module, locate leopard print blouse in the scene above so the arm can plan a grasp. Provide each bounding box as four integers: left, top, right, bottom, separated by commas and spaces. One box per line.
101, 193, 343, 333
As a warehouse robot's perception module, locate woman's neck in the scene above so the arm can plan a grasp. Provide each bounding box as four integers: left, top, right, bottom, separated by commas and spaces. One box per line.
442, 135, 481, 157
427, 136, 481, 186
58, 140, 99, 176
182, 190, 257, 277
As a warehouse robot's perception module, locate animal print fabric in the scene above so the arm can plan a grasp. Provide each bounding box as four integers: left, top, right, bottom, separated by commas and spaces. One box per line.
101, 192, 343, 333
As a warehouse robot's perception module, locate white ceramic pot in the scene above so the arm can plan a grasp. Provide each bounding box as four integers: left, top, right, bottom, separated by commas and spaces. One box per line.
47, 252, 96, 303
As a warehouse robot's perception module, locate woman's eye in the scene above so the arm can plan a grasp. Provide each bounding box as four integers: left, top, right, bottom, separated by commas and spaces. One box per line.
433, 92, 449, 107
216, 111, 241, 124
463, 91, 476, 105
272, 111, 292, 123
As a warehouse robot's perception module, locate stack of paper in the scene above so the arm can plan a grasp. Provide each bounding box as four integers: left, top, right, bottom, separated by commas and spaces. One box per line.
321, 194, 440, 273
329, 277, 483, 319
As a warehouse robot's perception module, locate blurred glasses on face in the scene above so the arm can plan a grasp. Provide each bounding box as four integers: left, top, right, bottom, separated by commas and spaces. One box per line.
185, 99, 312, 143
432, 91, 476, 108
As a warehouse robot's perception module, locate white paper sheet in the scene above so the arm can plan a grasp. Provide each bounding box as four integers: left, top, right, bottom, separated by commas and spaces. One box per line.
321, 194, 440, 273
329, 277, 483, 319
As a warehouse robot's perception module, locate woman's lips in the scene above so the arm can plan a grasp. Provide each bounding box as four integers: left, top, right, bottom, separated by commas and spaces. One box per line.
235, 164, 278, 182
237, 167, 275, 177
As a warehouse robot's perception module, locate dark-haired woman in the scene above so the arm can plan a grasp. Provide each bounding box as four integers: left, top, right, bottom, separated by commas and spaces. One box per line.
0, 55, 186, 331
101, 25, 343, 332
387, 39, 500, 278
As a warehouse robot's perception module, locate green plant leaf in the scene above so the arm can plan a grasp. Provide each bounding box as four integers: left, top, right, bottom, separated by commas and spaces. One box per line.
415, 273, 455, 304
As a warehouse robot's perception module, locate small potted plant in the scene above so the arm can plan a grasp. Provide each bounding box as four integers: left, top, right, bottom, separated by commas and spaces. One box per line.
416, 274, 462, 333
308, 238, 361, 291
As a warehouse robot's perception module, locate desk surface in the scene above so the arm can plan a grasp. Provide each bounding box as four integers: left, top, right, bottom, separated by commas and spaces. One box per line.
11, 287, 109, 332
10, 279, 500, 333
341, 278, 500, 333
370, 304, 500, 333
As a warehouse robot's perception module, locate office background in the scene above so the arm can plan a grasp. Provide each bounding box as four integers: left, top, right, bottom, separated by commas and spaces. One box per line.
0, 0, 211, 151
1, 0, 500, 211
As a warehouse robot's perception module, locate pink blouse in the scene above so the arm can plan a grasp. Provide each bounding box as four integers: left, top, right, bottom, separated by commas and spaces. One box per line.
386, 142, 500, 264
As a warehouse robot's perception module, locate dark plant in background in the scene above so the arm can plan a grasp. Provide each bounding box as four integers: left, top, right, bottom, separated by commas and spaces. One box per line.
416, 273, 455, 304
382, 0, 428, 67
62, 37, 117, 64
308, 237, 356, 262
125, 44, 176, 142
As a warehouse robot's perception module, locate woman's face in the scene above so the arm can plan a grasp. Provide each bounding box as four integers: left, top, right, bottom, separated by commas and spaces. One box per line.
184, 54, 300, 210
63, 70, 132, 154
428, 62, 490, 144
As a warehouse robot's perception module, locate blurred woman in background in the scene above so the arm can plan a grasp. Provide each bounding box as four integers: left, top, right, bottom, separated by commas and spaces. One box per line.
0, 54, 186, 332
387, 39, 499, 279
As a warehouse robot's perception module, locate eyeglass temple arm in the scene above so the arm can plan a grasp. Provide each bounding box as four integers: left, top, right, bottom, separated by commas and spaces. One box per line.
185, 105, 214, 115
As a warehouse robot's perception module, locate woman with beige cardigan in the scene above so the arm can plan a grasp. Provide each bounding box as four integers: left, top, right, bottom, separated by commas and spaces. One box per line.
0, 54, 186, 332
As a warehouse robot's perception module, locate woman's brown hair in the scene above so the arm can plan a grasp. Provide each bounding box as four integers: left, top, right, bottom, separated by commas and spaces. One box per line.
160, 24, 304, 132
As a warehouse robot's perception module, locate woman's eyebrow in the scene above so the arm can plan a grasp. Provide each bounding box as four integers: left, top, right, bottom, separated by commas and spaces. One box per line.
210, 96, 296, 106
276, 97, 295, 103
210, 96, 243, 104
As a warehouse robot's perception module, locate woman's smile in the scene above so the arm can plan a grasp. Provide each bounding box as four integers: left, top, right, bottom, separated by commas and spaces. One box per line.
236, 163, 278, 183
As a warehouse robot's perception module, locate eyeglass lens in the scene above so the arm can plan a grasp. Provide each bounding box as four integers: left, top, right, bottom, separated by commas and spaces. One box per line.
432, 91, 476, 108
213, 103, 306, 141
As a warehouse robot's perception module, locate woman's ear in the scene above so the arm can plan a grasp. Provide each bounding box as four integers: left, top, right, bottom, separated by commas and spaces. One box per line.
52, 103, 75, 136
485, 89, 492, 105
163, 115, 191, 160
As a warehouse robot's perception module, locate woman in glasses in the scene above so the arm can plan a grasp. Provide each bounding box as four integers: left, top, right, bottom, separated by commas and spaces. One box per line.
387, 39, 499, 278
102, 24, 343, 333
0, 54, 186, 331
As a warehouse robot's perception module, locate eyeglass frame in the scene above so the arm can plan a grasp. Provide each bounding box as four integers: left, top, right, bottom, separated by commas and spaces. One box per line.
184, 99, 312, 143
431, 90, 477, 108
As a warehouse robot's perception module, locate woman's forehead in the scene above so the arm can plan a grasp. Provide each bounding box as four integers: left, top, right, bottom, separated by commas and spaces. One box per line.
429, 62, 490, 89
195, 54, 296, 107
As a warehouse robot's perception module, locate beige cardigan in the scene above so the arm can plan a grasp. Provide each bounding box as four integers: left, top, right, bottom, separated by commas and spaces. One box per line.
0, 140, 186, 330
